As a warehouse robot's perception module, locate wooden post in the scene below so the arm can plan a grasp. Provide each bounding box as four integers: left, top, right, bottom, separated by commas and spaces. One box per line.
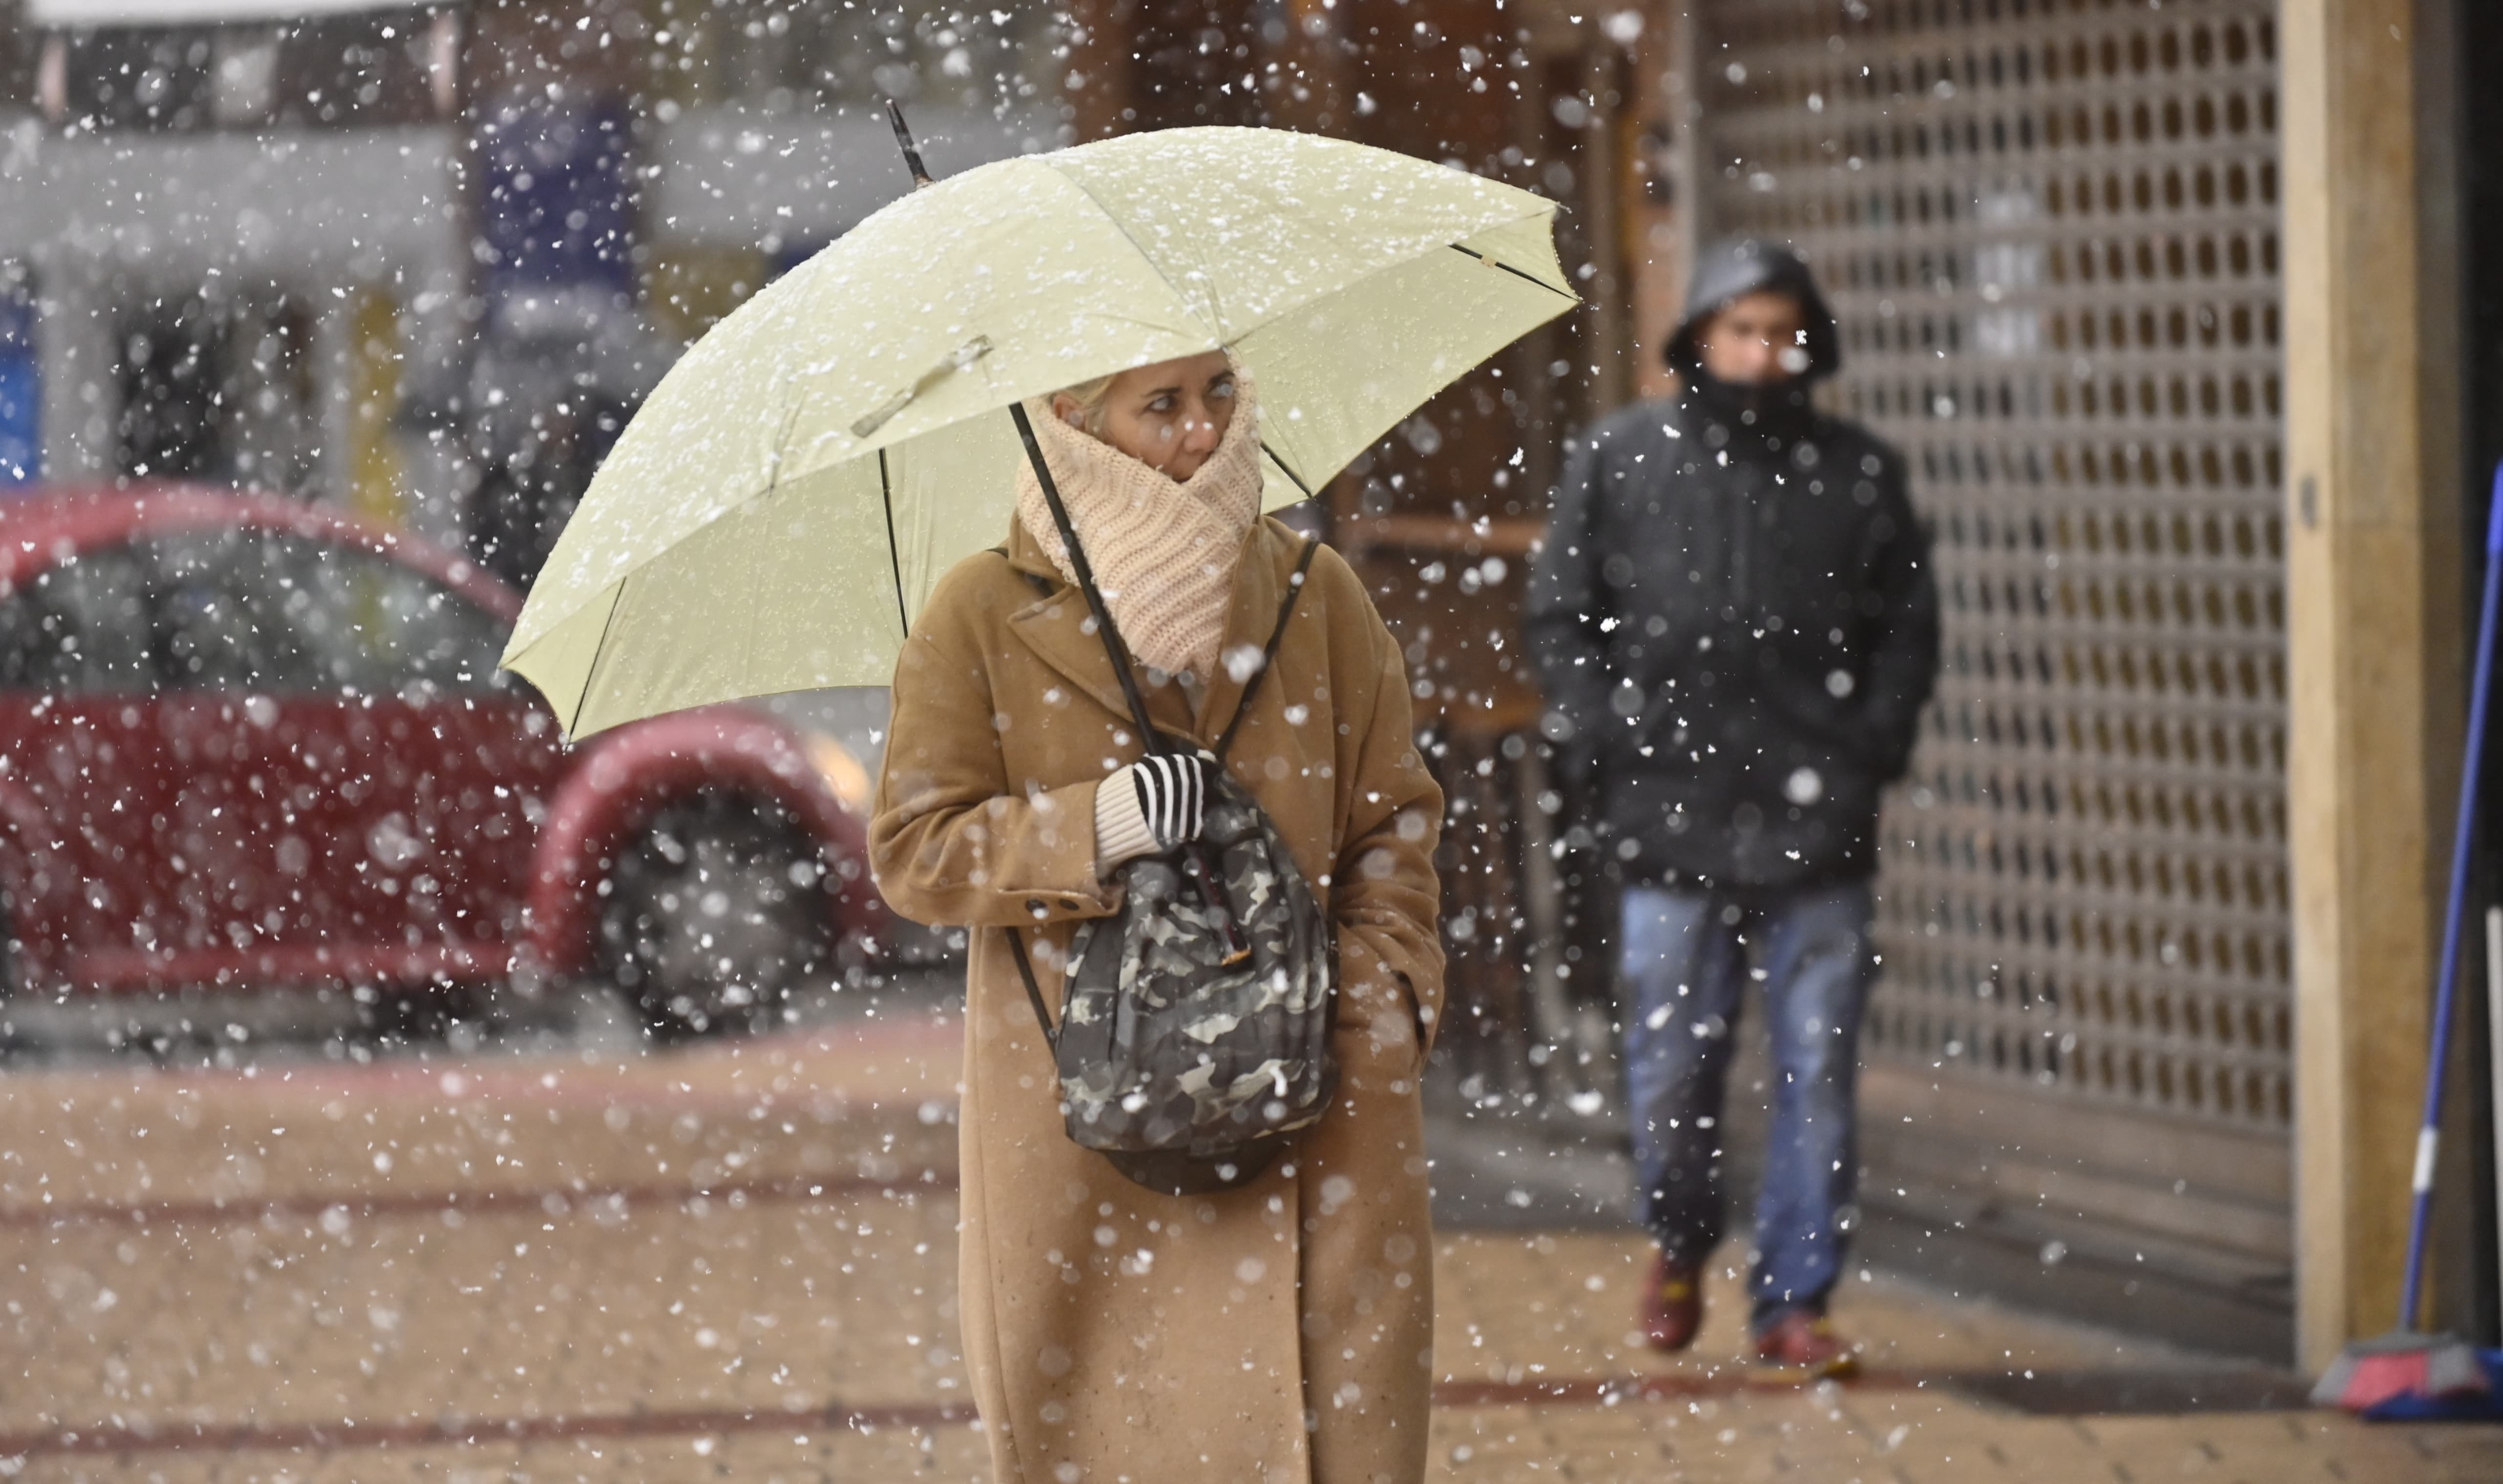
1625, 3, 1688, 406
1059, 0, 1133, 140
1262, 0, 1349, 134
2282, 0, 2462, 1372
1579, 34, 1628, 412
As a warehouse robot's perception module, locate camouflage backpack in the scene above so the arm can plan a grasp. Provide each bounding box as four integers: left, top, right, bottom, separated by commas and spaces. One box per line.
1005, 406, 1335, 1195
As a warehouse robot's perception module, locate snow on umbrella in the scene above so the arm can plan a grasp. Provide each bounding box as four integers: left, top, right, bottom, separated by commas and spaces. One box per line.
501, 124, 1575, 738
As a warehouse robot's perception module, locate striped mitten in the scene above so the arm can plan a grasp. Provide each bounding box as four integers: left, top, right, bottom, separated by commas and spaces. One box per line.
1095, 752, 1214, 872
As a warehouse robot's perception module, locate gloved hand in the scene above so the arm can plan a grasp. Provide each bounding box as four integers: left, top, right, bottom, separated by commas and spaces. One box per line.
1133, 752, 1215, 847
1095, 752, 1216, 873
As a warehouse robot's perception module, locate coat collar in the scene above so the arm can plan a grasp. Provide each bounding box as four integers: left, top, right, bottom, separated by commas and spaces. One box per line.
1003, 517, 1295, 748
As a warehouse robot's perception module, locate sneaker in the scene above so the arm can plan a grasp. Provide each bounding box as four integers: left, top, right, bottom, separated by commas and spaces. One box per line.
1751, 1308, 1860, 1379
1639, 1250, 1703, 1352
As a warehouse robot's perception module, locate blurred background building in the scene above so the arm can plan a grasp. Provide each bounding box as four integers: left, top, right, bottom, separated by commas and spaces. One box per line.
1, 0, 2498, 1376
0, 0, 1058, 579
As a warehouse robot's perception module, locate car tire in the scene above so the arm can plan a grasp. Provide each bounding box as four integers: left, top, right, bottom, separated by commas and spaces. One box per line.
596, 792, 838, 1039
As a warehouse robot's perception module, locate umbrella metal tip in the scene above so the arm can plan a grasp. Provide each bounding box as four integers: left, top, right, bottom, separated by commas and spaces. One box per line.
885, 98, 935, 188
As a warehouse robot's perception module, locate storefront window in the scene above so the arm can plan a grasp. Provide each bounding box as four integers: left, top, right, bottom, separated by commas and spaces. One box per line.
34, 5, 451, 132
642, 0, 1063, 115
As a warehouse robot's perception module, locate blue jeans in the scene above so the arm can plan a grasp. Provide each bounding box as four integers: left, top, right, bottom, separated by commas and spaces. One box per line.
1618, 881, 1876, 1326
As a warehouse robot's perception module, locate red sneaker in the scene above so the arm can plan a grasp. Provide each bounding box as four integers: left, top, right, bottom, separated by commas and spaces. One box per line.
1639, 1251, 1703, 1352
1752, 1309, 1860, 1379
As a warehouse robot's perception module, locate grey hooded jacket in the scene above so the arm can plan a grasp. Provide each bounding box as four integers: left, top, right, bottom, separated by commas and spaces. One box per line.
1523, 239, 1939, 892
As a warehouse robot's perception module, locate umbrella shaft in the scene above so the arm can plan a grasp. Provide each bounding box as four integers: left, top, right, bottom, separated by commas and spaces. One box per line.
1009, 403, 1250, 960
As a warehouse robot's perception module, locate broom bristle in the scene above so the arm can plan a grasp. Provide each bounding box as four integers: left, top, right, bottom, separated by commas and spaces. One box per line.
2308, 1353, 2361, 1409
2422, 1339, 2490, 1397
2313, 1331, 2495, 1414
2340, 1351, 2431, 1411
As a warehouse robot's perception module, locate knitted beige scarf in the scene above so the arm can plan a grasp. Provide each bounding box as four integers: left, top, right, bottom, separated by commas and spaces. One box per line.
1013, 368, 1263, 681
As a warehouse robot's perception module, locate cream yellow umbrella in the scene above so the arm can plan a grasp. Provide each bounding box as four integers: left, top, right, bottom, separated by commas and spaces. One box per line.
504, 124, 1575, 739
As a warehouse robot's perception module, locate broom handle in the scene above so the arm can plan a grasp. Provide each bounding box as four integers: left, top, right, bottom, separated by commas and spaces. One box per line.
2399, 460, 2503, 1330
2488, 904, 2503, 1341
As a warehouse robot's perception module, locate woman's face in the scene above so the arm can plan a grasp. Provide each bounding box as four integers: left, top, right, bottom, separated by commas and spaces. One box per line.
1055, 351, 1237, 481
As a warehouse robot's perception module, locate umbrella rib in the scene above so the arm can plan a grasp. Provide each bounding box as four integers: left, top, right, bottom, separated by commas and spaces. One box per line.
877, 448, 910, 641
1448, 243, 1576, 300
766, 398, 807, 498
567, 583, 626, 740
1261, 442, 1316, 501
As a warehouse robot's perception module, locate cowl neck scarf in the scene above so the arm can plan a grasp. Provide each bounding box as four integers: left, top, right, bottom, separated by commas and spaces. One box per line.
1682, 368, 1817, 450
1013, 365, 1264, 682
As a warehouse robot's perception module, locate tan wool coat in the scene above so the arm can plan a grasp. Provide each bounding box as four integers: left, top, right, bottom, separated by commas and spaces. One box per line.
870, 516, 1446, 1484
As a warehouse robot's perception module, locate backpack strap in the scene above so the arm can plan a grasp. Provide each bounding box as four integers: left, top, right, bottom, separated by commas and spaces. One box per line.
1001, 537, 1320, 1033
1006, 928, 1057, 1048
1214, 535, 1322, 763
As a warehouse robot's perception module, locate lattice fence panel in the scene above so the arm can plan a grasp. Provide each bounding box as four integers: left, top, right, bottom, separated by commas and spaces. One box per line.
1695, 0, 2290, 1134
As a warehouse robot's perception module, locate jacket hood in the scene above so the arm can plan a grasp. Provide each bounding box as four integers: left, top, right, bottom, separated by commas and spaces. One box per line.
1662, 237, 1842, 381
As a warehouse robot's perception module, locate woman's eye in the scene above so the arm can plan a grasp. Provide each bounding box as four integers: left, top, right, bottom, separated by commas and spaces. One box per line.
1208, 381, 1236, 401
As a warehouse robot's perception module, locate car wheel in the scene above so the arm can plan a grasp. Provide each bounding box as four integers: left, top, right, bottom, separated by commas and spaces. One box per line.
597, 792, 837, 1039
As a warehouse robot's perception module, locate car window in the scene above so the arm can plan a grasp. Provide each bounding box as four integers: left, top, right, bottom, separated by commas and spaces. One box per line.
284, 536, 512, 698
151, 528, 510, 698
0, 545, 158, 691
153, 528, 329, 691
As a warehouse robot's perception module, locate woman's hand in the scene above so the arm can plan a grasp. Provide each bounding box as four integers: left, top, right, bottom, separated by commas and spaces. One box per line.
1131, 753, 1213, 847
1096, 752, 1215, 872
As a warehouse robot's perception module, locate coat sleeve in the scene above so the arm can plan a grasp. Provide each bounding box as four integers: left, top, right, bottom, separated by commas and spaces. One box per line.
1521, 426, 1616, 785
1855, 452, 1942, 783
869, 566, 1120, 930
1329, 581, 1447, 1065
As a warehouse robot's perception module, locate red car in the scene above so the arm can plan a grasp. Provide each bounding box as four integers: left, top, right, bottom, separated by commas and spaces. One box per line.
0, 485, 889, 1036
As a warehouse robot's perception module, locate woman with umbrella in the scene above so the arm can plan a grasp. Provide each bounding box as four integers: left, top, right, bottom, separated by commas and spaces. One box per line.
870, 348, 1447, 1482
496, 125, 1577, 1483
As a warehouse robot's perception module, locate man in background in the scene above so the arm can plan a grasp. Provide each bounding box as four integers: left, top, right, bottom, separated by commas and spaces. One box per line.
1524, 239, 1939, 1377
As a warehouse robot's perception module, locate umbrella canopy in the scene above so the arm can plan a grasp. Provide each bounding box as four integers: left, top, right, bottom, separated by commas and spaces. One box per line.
504, 126, 1574, 739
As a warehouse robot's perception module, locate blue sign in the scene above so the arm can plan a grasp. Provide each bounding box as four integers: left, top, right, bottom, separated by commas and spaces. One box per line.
475, 99, 637, 303
0, 278, 36, 488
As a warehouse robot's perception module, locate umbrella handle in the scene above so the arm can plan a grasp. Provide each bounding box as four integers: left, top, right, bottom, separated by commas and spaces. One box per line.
1183, 841, 1253, 967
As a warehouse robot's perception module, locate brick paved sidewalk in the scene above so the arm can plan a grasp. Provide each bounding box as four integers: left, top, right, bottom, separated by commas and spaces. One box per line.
1, 1012, 2495, 1482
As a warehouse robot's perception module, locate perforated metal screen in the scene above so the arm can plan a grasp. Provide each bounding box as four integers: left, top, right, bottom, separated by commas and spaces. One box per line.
1693, 0, 2289, 1194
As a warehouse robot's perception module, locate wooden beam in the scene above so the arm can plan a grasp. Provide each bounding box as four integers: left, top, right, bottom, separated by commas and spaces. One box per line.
1625, 2, 1687, 406
1059, 0, 1132, 140
2281, 0, 2459, 1372
1579, 35, 1629, 411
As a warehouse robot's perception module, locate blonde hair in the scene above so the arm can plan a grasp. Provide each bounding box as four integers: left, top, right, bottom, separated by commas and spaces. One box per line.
1049, 372, 1120, 436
